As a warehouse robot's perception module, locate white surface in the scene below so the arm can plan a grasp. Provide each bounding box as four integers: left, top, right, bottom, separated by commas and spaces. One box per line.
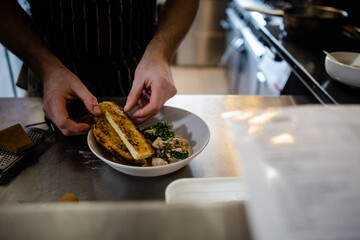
325, 51, 360, 87
88, 106, 210, 177
224, 105, 360, 240
165, 177, 247, 204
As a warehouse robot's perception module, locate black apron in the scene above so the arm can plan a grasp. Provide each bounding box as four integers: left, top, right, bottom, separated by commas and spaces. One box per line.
17, 0, 157, 97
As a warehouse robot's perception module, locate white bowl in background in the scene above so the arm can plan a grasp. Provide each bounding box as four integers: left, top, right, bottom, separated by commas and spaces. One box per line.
87, 106, 210, 177
325, 51, 360, 88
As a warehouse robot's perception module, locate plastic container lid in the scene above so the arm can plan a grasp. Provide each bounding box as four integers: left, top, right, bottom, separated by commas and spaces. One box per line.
165, 177, 247, 204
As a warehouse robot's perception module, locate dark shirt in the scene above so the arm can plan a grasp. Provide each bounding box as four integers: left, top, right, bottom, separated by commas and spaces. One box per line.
18, 0, 157, 97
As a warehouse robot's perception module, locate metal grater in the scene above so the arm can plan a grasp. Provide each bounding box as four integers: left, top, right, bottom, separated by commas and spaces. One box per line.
0, 127, 52, 183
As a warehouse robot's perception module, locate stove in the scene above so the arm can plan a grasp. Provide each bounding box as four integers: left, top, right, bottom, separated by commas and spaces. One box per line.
222, 0, 296, 96
222, 0, 360, 103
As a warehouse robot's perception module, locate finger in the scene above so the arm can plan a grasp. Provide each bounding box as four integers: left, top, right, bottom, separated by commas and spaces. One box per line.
132, 116, 149, 124
137, 97, 149, 107
56, 117, 91, 135
124, 80, 144, 112
132, 114, 156, 124
77, 114, 94, 126
58, 122, 91, 136
132, 83, 163, 119
136, 90, 150, 107
44, 97, 89, 135
132, 101, 160, 122
72, 83, 101, 116
142, 89, 151, 99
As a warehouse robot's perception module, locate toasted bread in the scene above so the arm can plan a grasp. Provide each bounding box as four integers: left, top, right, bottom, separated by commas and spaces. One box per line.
93, 114, 133, 160
98, 101, 155, 160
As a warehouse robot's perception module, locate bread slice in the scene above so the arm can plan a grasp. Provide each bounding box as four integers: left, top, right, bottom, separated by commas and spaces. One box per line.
98, 101, 155, 160
93, 114, 133, 160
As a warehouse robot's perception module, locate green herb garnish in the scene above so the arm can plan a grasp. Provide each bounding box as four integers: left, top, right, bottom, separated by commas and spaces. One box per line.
170, 151, 189, 160
144, 121, 174, 141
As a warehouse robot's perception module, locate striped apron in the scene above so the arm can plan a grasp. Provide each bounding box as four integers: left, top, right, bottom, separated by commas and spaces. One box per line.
17, 0, 157, 97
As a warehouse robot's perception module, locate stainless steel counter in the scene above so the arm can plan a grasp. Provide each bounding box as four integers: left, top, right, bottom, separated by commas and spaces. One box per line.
0, 95, 315, 203
0, 201, 251, 240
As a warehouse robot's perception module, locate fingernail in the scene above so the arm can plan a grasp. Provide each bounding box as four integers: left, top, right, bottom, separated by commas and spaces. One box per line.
93, 106, 101, 114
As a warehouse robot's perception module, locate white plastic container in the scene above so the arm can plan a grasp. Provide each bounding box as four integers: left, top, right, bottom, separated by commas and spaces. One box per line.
165, 177, 247, 205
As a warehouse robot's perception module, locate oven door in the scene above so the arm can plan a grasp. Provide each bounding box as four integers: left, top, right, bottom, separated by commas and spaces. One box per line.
257, 50, 292, 95
222, 7, 265, 95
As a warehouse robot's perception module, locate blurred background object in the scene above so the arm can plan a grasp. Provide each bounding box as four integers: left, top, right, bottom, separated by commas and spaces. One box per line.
175, 0, 228, 66
0, 0, 30, 97
0, 44, 25, 97
319, 0, 360, 27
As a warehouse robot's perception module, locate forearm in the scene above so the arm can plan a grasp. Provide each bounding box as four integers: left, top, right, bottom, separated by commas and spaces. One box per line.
0, 0, 64, 82
145, 0, 199, 63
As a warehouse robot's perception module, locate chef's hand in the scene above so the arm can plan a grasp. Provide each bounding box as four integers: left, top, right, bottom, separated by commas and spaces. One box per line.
42, 67, 101, 136
124, 53, 177, 123
124, 0, 198, 122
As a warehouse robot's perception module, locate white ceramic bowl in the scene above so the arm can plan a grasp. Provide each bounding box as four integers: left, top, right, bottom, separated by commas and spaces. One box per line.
325, 51, 360, 87
87, 106, 210, 177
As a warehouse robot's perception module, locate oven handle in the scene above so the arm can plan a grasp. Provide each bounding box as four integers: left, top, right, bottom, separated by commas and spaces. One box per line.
225, 7, 265, 59
219, 37, 244, 67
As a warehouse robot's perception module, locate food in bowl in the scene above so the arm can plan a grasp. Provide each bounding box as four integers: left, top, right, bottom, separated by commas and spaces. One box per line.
93, 101, 192, 167
143, 121, 192, 166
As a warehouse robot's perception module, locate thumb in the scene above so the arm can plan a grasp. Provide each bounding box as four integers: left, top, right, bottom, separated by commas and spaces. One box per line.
73, 83, 101, 116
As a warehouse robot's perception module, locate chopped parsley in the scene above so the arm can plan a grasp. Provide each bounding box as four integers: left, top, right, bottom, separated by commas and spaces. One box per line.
143, 121, 174, 141
170, 151, 189, 160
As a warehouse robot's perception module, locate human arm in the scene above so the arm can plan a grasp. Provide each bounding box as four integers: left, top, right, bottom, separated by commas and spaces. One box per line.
124, 0, 200, 123
0, 0, 100, 135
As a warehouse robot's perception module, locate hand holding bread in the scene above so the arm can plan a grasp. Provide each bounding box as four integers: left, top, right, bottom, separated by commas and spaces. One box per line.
93, 101, 191, 167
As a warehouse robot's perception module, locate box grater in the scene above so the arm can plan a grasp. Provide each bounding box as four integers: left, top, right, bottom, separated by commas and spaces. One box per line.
0, 126, 53, 184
